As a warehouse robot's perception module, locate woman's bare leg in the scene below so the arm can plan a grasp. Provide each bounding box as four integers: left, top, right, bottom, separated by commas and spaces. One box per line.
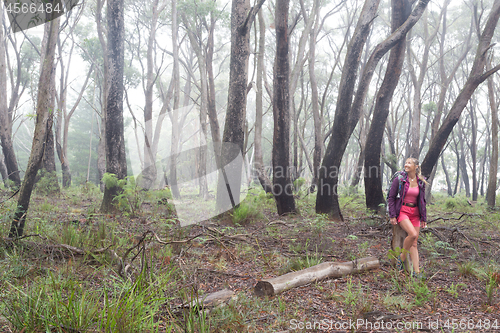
398, 219, 418, 263
410, 227, 421, 273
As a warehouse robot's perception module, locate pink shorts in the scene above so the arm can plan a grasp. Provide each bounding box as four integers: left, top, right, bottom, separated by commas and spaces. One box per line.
398, 204, 421, 228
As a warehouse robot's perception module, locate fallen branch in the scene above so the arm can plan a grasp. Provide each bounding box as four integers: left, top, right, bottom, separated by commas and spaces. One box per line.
254, 256, 379, 297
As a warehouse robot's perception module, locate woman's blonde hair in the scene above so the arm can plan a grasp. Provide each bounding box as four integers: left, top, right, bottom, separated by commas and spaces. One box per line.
407, 157, 429, 186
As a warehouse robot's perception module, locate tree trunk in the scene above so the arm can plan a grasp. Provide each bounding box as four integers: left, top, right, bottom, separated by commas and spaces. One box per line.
40, 39, 60, 194
272, 0, 296, 215
469, 102, 478, 201
254, 257, 379, 297
96, 0, 108, 191
458, 125, 471, 197
216, 0, 263, 212
169, 0, 181, 199
452, 135, 460, 196
0, 4, 21, 188
254, 9, 272, 193
101, 0, 127, 213
441, 154, 453, 196
421, 1, 500, 178
486, 62, 498, 207
141, 0, 160, 190
309, 0, 322, 191
9, 16, 60, 238
364, 0, 410, 211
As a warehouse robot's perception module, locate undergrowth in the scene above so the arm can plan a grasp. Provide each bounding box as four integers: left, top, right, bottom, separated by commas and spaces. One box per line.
0, 186, 499, 332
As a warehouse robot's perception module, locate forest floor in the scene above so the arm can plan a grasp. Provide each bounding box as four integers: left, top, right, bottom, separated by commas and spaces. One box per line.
0, 184, 499, 332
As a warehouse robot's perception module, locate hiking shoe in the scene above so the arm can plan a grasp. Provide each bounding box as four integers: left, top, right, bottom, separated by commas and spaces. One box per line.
395, 257, 404, 271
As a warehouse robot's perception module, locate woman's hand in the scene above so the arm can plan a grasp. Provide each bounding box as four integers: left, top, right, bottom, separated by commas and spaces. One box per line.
421, 221, 427, 228
390, 217, 398, 225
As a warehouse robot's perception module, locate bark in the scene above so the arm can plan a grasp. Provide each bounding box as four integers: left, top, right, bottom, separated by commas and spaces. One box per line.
272, 0, 296, 215
0, 4, 21, 188
316, 0, 430, 219
421, 1, 500, 178
254, 257, 379, 297
364, 0, 410, 211
254, 9, 272, 193
101, 0, 127, 213
0, 152, 7, 185
486, 62, 498, 207
9, 16, 60, 238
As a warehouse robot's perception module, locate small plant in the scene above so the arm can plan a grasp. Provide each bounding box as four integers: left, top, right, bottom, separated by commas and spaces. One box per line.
445, 282, 467, 298
102, 173, 149, 216
310, 214, 330, 237
338, 278, 372, 319
357, 241, 370, 257
382, 293, 414, 310
409, 279, 430, 306
486, 271, 500, 305
458, 261, 479, 277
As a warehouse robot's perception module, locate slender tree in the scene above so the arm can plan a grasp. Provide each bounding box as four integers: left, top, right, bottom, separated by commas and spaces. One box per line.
254, 9, 272, 193
364, 0, 411, 211
486, 68, 498, 207
421, 1, 500, 178
273, 0, 296, 215
100, 0, 127, 213
9, 16, 60, 238
0, 4, 21, 188
316, 0, 430, 220
216, 0, 264, 212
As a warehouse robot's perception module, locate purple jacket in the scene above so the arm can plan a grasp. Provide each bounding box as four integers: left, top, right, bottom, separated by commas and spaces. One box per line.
387, 171, 427, 222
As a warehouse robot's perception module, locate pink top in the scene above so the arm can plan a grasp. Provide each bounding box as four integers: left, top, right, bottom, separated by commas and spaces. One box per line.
404, 186, 419, 204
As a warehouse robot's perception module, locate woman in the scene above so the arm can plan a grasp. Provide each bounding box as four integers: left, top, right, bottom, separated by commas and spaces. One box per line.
387, 158, 427, 278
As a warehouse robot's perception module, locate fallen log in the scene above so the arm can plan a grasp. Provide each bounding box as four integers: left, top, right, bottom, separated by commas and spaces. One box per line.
254, 256, 379, 297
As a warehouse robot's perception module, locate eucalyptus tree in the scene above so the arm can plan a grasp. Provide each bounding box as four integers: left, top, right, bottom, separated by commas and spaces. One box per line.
100, 0, 127, 213
486, 67, 498, 207
406, 3, 445, 159
216, 0, 264, 212
272, 0, 296, 215
363, 0, 411, 211
179, 0, 229, 199
421, 0, 500, 178
0, 4, 22, 188
253, 9, 272, 193
127, 0, 168, 190
55, 4, 93, 188
316, 0, 430, 220
9, 15, 60, 238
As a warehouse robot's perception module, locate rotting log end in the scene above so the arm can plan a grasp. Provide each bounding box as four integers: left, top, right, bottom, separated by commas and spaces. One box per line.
254, 280, 274, 297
